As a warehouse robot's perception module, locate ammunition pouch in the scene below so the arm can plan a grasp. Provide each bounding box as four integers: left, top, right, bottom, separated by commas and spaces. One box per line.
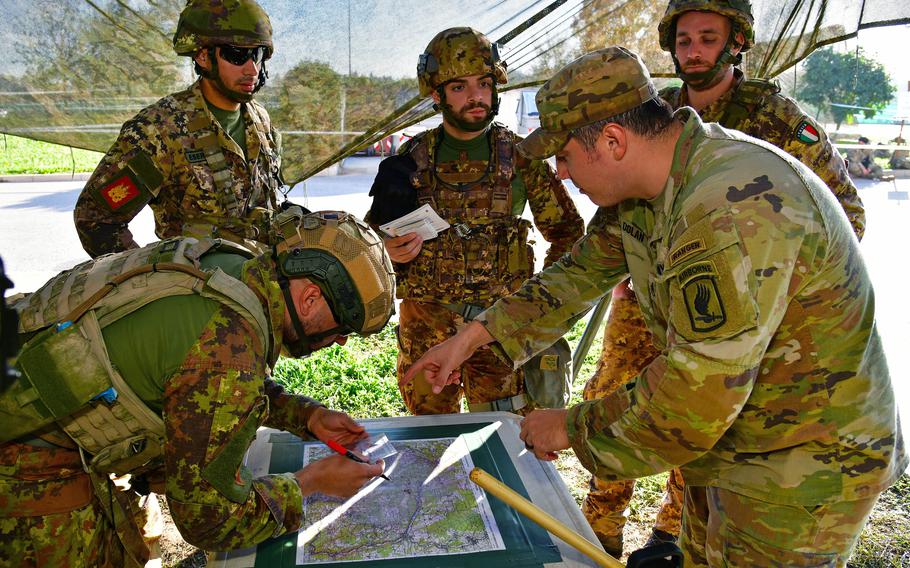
5, 310, 165, 476
442, 302, 571, 411
401, 218, 533, 304
522, 337, 573, 409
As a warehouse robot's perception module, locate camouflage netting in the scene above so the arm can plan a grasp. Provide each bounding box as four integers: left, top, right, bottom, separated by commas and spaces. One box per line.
0, 0, 907, 184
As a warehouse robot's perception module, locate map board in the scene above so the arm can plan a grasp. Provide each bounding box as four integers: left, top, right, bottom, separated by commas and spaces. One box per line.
212, 412, 603, 567
299, 437, 504, 563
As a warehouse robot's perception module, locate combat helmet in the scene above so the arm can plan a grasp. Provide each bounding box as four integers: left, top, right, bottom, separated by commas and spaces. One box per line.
658, 0, 754, 52
658, 0, 754, 90
417, 27, 507, 97
173, 0, 273, 57
271, 209, 395, 355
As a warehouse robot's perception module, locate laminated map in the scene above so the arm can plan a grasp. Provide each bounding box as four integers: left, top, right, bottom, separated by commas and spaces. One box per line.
297, 437, 505, 564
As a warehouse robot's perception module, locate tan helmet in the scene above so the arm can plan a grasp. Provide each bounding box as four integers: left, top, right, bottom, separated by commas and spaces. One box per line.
173, 0, 274, 57
658, 0, 755, 53
417, 27, 508, 97
272, 209, 395, 337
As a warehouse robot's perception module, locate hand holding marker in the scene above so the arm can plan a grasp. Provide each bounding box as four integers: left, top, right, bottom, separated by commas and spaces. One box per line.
326, 439, 391, 481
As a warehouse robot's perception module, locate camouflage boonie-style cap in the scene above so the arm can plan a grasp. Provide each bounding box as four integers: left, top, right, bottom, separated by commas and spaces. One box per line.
517, 47, 658, 160
417, 27, 507, 97
173, 0, 273, 56
658, 0, 755, 52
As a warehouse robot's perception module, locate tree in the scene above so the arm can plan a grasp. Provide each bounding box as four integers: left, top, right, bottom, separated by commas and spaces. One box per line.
572, 0, 670, 74
796, 47, 894, 130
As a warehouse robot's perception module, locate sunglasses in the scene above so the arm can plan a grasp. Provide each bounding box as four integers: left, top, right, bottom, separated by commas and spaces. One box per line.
217, 45, 269, 67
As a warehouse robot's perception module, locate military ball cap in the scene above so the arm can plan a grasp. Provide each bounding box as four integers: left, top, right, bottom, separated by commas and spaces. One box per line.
517, 46, 659, 160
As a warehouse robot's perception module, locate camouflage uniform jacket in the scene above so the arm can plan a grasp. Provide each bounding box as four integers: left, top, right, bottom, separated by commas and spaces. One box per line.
160, 256, 321, 549
74, 80, 283, 258
12, 250, 321, 551
661, 69, 865, 238
397, 124, 583, 306
479, 109, 906, 505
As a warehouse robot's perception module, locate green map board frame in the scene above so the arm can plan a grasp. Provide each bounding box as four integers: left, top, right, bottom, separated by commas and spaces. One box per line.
212, 412, 604, 567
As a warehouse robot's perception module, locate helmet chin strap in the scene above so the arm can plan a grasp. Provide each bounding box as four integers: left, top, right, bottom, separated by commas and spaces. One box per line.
277, 274, 315, 357
673, 29, 743, 91
434, 82, 500, 132
276, 272, 349, 358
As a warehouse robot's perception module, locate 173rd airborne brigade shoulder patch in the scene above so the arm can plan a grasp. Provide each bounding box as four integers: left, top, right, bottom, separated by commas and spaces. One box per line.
667, 218, 758, 342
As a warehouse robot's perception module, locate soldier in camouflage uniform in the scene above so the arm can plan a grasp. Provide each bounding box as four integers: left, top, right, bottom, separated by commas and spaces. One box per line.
890, 137, 910, 169
405, 47, 906, 566
583, 0, 868, 555
74, 0, 284, 258
846, 137, 894, 180
372, 27, 583, 415
0, 209, 396, 567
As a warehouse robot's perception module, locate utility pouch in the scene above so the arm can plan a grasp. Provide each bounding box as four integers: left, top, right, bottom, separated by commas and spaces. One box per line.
521, 337, 573, 408
1, 312, 112, 444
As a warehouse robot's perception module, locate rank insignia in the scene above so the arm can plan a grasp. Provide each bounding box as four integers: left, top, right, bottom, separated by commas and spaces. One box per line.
99, 175, 140, 211
796, 121, 820, 145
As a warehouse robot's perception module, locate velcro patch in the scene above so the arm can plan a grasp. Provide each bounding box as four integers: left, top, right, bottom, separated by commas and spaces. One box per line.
186, 149, 206, 163
669, 238, 706, 267
796, 121, 820, 145
680, 262, 727, 332
539, 354, 559, 371
99, 174, 140, 211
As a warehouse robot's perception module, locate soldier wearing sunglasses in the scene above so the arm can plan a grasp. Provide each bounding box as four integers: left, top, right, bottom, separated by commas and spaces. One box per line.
74, 0, 284, 258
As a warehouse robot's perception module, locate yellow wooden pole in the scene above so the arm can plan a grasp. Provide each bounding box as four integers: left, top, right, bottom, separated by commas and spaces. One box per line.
470, 467, 624, 568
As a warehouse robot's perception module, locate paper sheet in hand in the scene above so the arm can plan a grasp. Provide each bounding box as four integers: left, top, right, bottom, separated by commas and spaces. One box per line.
379, 204, 449, 240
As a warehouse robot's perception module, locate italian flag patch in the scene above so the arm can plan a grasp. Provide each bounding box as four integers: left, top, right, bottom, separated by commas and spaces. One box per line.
796, 121, 820, 144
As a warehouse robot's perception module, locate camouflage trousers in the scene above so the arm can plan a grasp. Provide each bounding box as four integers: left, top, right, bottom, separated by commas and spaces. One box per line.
0, 441, 161, 567
680, 485, 879, 567
397, 299, 527, 415
581, 290, 683, 549
847, 161, 884, 179
891, 156, 910, 169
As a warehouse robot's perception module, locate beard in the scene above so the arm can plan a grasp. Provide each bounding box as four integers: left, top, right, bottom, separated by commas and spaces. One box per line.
454, 101, 493, 124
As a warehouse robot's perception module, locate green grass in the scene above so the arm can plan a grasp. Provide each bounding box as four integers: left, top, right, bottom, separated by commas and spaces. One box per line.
0, 134, 102, 175
269, 317, 910, 565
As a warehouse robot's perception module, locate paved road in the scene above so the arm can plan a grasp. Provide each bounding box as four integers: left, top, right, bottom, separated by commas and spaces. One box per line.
1, 163, 908, 443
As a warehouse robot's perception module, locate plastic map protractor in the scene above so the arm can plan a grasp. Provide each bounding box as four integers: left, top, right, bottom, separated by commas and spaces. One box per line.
298, 436, 505, 564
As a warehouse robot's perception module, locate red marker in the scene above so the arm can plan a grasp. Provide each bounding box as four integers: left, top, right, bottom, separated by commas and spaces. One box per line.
326, 439, 390, 480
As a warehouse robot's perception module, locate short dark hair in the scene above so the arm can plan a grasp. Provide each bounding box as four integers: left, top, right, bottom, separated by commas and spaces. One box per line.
570, 98, 675, 152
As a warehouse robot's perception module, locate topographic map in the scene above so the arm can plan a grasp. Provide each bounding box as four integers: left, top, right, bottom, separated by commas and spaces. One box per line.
297, 437, 505, 563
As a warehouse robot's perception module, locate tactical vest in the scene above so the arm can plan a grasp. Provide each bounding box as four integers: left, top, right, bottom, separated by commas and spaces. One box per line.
661, 77, 780, 132
399, 124, 533, 306
180, 87, 282, 246
5, 238, 269, 476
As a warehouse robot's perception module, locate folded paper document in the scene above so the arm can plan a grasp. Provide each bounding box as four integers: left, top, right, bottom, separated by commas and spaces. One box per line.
379, 204, 450, 241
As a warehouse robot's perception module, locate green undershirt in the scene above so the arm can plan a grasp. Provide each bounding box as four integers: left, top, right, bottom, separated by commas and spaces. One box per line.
207, 101, 248, 159
103, 252, 252, 412
436, 129, 528, 216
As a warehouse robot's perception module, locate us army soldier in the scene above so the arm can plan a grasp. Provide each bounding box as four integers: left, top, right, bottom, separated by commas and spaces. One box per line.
583, 0, 868, 555
405, 47, 906, 566
74, 0, 284, 258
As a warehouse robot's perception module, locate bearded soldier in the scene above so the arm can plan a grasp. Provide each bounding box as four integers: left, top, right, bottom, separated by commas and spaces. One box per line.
369, 27, 583, 416
582, 0, 867, 555
74, 0, 284, 258
1, 209, 395, 566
